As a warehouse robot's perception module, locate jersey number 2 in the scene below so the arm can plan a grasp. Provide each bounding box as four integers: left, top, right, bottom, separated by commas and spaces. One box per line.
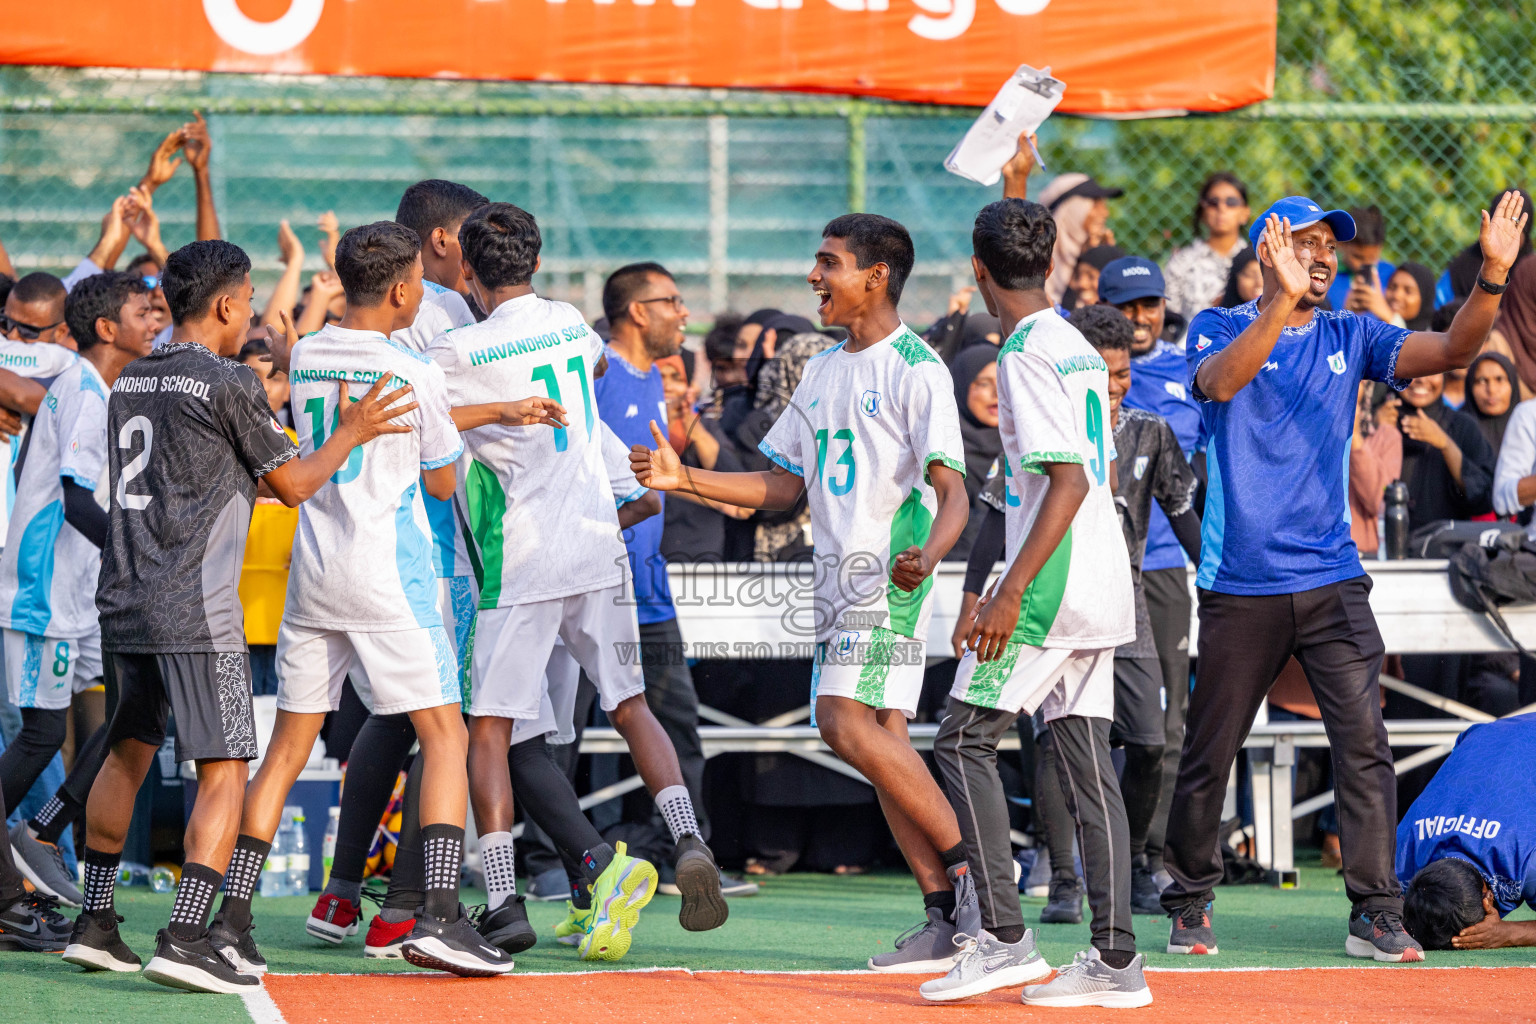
116, 415, 153, 510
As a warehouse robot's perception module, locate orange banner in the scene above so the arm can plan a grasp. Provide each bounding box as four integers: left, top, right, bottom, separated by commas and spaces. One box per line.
0, 0, 1275, 112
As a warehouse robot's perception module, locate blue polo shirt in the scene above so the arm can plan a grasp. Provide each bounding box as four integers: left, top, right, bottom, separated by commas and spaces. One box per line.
1125, 340, 1203, 572
1396, 714, 1536, 915
594, 347, 674, 625
1187, 300, 1409, 595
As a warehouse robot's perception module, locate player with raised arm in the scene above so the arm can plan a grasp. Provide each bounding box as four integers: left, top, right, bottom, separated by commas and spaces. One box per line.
630, 213, 980, 972
62, 240, 412, 994
425, 203, 728, 958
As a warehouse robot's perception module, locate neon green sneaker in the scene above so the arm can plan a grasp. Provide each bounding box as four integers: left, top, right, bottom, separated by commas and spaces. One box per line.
554, 901, 592, 946
578, 841, 658, 962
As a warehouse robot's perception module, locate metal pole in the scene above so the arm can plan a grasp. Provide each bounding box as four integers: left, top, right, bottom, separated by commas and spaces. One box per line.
846, 99, 867, 213
707, 114, 730, 315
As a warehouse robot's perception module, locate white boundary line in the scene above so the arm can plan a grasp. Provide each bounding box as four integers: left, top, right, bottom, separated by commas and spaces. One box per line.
240, 984, 289, 1024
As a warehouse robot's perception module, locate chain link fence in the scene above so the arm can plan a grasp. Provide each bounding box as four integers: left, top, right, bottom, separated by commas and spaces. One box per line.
2, 3, 1533, 324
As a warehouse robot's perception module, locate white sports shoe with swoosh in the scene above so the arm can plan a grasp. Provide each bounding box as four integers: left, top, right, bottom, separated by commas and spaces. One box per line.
919, 928, 1052, 1002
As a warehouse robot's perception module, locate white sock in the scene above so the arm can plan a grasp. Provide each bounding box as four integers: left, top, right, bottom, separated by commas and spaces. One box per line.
655, 785, 700, 844
480, 831, 517, 910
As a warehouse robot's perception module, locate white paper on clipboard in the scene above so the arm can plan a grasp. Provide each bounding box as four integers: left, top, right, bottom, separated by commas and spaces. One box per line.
944, 65, 1066, 187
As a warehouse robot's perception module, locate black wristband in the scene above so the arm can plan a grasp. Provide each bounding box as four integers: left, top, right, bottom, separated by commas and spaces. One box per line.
1476, 273, 1509, 296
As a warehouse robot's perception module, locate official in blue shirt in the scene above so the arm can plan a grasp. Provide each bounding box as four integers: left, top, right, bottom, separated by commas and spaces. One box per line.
1159, 192, 1529, 963
1399, 713, 1536, 950
1100, 256, 1203, 882
593, 261, 712, 854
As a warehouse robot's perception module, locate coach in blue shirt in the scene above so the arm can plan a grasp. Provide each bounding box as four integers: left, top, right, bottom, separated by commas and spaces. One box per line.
594, 262, 711, 856
1160, 193, 1529, 963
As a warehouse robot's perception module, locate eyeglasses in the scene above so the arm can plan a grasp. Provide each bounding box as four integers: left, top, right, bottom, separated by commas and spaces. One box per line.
636, 295, 686, 311
0, 313, 63, 341
1202, 196, 1245, 209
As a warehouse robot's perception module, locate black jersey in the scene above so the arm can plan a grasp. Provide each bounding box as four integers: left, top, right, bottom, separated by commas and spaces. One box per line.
96, 342, 298, 653
1111, 406, 1195, 658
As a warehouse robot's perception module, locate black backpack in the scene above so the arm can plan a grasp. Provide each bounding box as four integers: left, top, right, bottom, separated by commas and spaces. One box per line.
1447, 528, 1536, 657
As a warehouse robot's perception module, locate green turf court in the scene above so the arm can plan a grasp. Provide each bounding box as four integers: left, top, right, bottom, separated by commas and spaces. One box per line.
3, 858, 1532, 1023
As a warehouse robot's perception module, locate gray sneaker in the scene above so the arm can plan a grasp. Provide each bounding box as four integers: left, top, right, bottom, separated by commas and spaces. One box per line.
867, 907, 961, 973
919, 929, 1052, 1002
1021, 948, 1153, 1008
950, 865, 982, 942
9, 822, 83, 907
1346, 907, 1424, 963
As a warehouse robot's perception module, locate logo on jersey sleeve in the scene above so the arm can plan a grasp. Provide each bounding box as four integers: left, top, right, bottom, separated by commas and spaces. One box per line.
1328, 351, 1347, 375
1133, 455, 1149, 480
860, 390, 881, 417
1195, 335, 1213, 351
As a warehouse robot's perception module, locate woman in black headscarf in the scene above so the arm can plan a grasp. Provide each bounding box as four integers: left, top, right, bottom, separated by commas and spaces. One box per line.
1398, 374, 1496, 530
946, 345, 1003, 561
1220, 248, 1263, 308
1385, 262, 1438, 332
1465, 351, 1519, 459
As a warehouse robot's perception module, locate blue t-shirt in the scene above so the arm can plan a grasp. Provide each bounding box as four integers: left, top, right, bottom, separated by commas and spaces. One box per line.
1187, 300, 1409, 595
1325, 258, 1395, 313
1125, 340, 1203, 573
1396, 714, 1536, 915
593, 347, 674, 625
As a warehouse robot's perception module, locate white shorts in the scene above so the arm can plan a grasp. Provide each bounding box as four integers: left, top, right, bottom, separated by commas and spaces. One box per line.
275, 622, 461, 716
509, 640, 581, 748
949, 642, 1115, 721
3, 628, 102, 710
810, 625, 928, 720
470, 584, 644, 720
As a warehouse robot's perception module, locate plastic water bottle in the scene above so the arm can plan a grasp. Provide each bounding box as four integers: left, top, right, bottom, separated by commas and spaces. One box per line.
261, 809, 295, 898
117, 862, 152, 887
1384, 480, 1410, 560
150, 865, 178, 893
321, 806, 340, 888
287, 810, 311, 895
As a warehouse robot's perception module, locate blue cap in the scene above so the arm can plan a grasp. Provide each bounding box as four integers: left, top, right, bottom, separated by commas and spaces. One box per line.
1248, 196, 1356, 250
1097, 256, 1166, 305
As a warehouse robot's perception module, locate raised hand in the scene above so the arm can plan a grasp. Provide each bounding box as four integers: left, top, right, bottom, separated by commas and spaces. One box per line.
124, 185, 168, 265
1260, 214, 1309, 301
182, 111, 212, 173
629, 420, 686, 491
263, 308, 300, 377
141, 127, 185, 191
317, 210, 340, 269
337, 374, 416, 445
310, 269, 344, 304
499, 396, 568, 428
1001, 131, 1037, 200
278, 219, 305, 268
1480, 190, 1529, 280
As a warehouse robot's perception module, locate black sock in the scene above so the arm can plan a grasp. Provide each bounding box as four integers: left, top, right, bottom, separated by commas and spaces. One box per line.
993, 924, 1026, 944
217, 834, 270, 932
580, 844, 615, 884
81, 846, 120, 915
1098, 947, 1136, 970
168, 862, 223, 941
923, 889, 957, 921
420, 823, 464, 922
938, 842, 967, 870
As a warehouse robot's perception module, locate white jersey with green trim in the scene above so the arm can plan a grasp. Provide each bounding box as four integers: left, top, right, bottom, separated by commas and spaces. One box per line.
283, 324, 463, 633
995, 308, 1134, 650
423, 292, 624, 607
0, 340, 79, 549
759, 323, 964, 644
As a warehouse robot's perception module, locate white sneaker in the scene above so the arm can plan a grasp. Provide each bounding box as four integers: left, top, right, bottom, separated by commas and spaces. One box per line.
919, 929, 1052, 1002
1021, 948, 1153, 1008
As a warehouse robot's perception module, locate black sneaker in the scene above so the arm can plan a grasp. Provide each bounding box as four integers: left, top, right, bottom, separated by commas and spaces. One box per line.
1166, 899, 1218, 955
1346, 907, 1424, 963
1040, 875, 1084, 925
0, 893, 68, 952
673, 835, 728, 932
472, 894, 537, 955
62, 909, 141, 970
210, 911, 268, 975
402, 904, 516, 977
1131, 857, 1163, 916
143, 928, 260, 993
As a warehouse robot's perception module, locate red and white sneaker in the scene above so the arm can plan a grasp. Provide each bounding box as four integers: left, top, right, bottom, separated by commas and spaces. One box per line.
306, 894, 363, 944
363, 914, 415, 959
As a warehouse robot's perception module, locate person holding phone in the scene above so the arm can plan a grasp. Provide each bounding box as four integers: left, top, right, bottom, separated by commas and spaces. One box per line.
1330, 206, 1396, 312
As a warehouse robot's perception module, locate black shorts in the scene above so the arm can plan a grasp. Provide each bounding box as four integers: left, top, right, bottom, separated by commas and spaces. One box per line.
1110, 655, 1166, 748
103, 651, 258, 762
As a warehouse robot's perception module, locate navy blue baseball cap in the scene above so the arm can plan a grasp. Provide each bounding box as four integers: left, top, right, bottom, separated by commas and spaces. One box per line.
1247, 196, 1356, 249
1098, 256, 1166, 305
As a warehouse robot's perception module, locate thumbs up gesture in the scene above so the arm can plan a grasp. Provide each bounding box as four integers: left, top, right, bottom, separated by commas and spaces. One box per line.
630, 420, 686, 491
